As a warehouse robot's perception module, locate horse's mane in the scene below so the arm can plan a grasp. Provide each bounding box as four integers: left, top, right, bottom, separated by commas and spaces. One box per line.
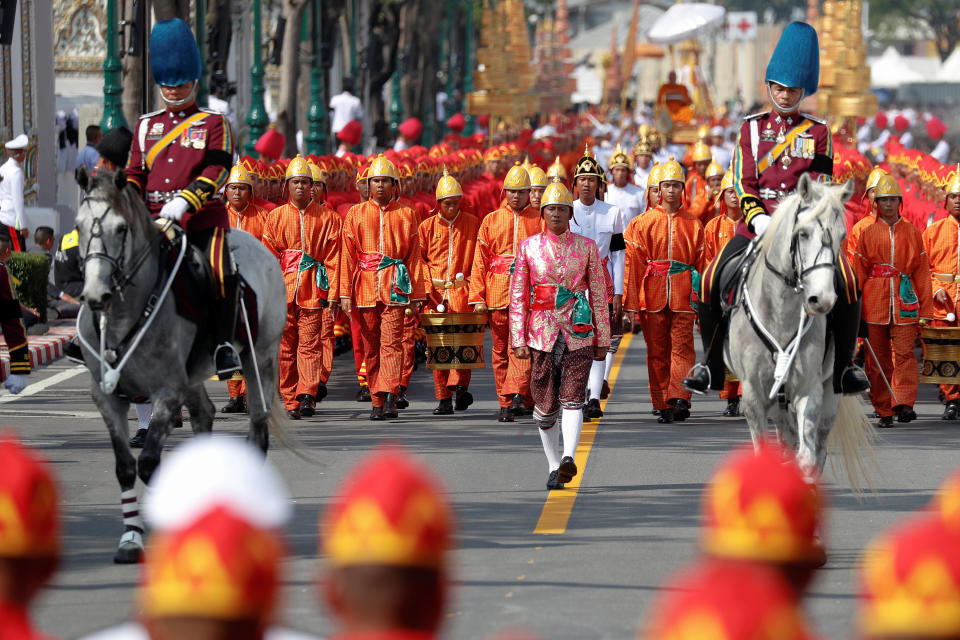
759, 179, 849, 255
84, 170, 153, 238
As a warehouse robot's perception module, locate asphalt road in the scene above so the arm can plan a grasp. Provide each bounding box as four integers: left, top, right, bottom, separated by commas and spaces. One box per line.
4, 335, 959, 639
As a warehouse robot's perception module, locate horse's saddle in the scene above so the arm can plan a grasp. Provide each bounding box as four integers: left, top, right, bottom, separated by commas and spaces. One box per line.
718, 240, 760, 314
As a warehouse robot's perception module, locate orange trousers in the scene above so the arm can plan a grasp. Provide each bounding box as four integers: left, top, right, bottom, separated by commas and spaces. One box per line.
489, 309, 532, 407
319, 307, 335, 384
279, 304, 324, 410
932, 319, 960, 402
866, 323, 919, 417
433, 369, 472, 399
719, 380, 741, 400
400, 312, 417, 388
643, 310, 695, 410
357, 304, 405, 407
227, 379, 246, 398
349, 306, 367, 386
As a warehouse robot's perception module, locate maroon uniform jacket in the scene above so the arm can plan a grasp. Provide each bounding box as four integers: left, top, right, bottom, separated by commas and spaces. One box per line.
733, 110, 833, 222
0, 261, 30, 376
125, 103, 233, 232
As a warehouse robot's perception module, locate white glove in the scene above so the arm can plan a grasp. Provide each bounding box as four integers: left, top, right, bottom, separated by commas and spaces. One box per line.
751, 214, 772, 237
3, 374, 27, 394
158, 196, 190, 222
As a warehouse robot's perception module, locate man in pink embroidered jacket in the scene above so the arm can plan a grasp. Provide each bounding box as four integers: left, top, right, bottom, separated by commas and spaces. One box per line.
508, 179, 610, 491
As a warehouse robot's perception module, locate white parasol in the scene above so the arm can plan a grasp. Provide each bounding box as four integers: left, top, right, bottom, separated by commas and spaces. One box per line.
646, 4, 726, 45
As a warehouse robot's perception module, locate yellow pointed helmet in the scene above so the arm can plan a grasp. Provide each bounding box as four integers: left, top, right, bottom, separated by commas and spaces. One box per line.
285, 155, 312, 180
609, 143, 632, 170
647, 163, 664, 188
435, 167, 464, 201
503, 161, 531, 190
540, 178, 574, 209
546, 156, 567, 181
369, 154, 400, 180
948, 164, 960, 196
659, 157, 685, 184
691, 141, 712, 163
632, 139, 653, 156
528, 164, 548, 188
719, 170, 735, 193
226, 163, 253, 186
705, 160, 725, 180
308, 160, 328, 184
865, 166, 888, 192
874, 174, 902, 199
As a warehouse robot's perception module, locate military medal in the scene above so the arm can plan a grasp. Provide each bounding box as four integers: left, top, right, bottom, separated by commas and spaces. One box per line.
781, 154, 792, 168
776, 127, 786, 144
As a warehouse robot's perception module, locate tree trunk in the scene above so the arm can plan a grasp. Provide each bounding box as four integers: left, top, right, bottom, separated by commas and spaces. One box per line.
278, 0, 310, 157
122, 0, 144, 127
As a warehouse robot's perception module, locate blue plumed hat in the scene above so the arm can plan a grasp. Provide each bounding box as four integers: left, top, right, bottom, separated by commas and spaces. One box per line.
149, 18, 202, 87
764, 22, 820, 96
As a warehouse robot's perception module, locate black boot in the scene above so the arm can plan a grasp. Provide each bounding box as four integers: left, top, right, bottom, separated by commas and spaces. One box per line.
383, 393, 399, 419
510, 394, 525, 416
601, 380, 611, 399
723, 397, 740, 417
691, 277, 728, 392
64, 337, 84, 364
298, 394, 316, 417
129, 428, 148, 448
557, 456, 578, 483
356, 386, 371, 402
585, 398, 603, 418
944, 401, 960, 420
498, 407, 515, 423
838, 366, 871, 395
221, 395, 246, 413
831, 294, 870, 394
894, 405, 917, 423
672, 399, 691, 421
369, 406, 384, 421
877, 415, 894, 428
433, 398, 454, 415
454, 386, 473, 411
396, 385, 409, 410
682, 366, 712, 394
546, 470, 563, 490
657, 408, 674, 423
315, 382, 328, 402
212, 274, 242, 381
287, 408, 301, 420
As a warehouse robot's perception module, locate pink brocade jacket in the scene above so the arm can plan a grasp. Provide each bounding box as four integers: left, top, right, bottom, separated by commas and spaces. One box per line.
509, 229, 611, 352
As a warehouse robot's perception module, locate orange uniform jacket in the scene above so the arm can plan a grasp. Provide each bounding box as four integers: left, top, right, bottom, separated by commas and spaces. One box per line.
624, 207, 705, 313
341, 200, 425, 307
262, 201, 342, 309
227, 202, 269, 239
685, 172, 711, 221
703, 213, 740, 263
845, 213, 877, 264
854, 217, 933, 325
419, 210, 480, 312
468, 205, 542, 310
922, 214, 960, 320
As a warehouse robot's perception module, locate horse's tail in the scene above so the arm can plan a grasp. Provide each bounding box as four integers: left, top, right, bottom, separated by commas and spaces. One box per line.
264, 373, 322, 465
827, 394, 879, 494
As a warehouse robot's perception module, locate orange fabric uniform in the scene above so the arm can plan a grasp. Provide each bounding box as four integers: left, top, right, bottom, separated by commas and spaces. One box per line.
685, 172, 712, 221
855, 217, 933, 416
341, 200, 425, 406
344, 201, 368, 386
419, 210, 480, 399
845, 212, 877, 264
657, 83, 692, 120
226, 202, 269, 399
262, 201, 342, 410
468, 204, 542, 407
624, 206, 705, 409
703, 211, 742, 400
922, 214, 960, 401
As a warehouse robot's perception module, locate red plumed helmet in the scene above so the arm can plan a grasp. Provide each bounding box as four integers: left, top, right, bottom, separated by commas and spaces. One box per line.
254, 126, 286, 161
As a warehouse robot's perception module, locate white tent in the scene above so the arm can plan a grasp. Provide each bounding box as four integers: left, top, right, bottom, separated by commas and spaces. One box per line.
572, 64, 603, 104
936, 46, 960, 81
870, 46, 926, 88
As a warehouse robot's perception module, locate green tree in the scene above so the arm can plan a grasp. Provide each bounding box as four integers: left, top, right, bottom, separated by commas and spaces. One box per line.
870, 0, 960, 62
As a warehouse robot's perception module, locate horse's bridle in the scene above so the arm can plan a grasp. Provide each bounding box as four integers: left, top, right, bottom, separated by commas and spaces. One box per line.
79, 196, 153, 296
763, 218, 837, 293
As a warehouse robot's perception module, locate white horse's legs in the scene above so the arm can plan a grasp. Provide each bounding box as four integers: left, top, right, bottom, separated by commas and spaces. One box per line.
739, 380, 768, 449
815, 383, 840, 473
793, 391, 822, 478
183, 386, 215, 433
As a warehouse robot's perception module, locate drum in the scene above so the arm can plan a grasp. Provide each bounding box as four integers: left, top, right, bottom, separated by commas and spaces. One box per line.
920, 326, 960, 384
419, 312, 488, 370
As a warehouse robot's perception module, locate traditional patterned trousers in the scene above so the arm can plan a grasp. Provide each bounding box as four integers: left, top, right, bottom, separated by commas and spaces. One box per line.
530, 338, 594, 428
866, 323, 919, 417
357, 304, 405, 407
643, 310, 696, 410
279, 305, 324, 410
490, 309, 532, 407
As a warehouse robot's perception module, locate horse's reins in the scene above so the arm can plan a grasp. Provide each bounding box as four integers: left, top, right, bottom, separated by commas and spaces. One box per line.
76, 197, 188, 394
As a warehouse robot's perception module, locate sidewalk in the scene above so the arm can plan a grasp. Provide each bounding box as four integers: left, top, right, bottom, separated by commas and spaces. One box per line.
0, 321, 77, 379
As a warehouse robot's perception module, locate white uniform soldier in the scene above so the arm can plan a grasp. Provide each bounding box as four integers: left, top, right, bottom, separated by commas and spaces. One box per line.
569, 146, 625, 420
605, 143, 645, 224
632, 136, 655, 212
0, 134, 28, 252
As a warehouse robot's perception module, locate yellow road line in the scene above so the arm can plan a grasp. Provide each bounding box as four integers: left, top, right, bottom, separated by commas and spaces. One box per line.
533, 332, 634, 534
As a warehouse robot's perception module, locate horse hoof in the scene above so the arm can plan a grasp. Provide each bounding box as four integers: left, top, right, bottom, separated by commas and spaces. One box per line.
113, 545, 143, 564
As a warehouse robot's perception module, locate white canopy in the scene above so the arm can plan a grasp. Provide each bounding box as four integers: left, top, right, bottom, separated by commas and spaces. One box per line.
870, 46, 925, 88
646, 4, 725, 45
936, 46, 960, 81
572, 64, 603, 104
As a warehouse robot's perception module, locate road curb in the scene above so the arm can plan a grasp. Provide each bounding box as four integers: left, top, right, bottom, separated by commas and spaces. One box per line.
0, 324, 76, 380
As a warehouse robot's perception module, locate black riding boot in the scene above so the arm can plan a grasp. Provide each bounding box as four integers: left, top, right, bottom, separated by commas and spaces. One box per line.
213, 274, 242, 380
830, 295, 870, 395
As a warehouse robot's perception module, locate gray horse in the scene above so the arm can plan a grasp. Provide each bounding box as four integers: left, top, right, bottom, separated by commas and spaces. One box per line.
726, 174, 874, 487
74, 168, 287, 563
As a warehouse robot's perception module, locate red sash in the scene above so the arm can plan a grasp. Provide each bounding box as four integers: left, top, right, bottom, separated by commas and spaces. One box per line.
531, 284, 559, 310
644, 260, 673, 277
868, 264, 898, 278
488, 254, 514, 274
358, 251, 384, 271
280, 249, 303, 274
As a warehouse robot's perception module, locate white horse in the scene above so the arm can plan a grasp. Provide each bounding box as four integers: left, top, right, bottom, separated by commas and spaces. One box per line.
74, 168, 288, 563
725, 174, 874, 486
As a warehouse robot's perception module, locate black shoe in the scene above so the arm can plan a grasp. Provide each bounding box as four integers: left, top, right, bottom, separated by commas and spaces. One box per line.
221, 396, 246, 414
601, 380, 611, 399
356, 386, 371, 402
652, 409, 660, 416
944, 402, 960, 420
524, 405, 535, 415
64, 338, 84, 364
510, 394, 525, 416
498, 407, 514, 423
298, 394, 316, 417
657, 408, 674, 423
631, 322, 642, 335
315, 382, 328, 402
433, 398, 454, 415
129, 428, 148, 448
287, 408, 301, 420
877, 415, 894, 428
585, 398, 603, 418
894, 405, 917, 423
214, 343, 242, 381
454, 387, 474, 411
557, 456, 578, 483
723, 398, 740, 417
582, 406, 592, 422
672, 399, 691, 422
546, 470, 564, 490
839, 366, 870, 395
369, 406, 384, 421
682, 366, 711, 394
396, 385, 409, 410
172, 409, 183, 429
383, 393, 399, 419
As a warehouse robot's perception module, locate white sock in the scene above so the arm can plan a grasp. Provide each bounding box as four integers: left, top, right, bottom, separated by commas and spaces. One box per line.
134, 402, 152, 430
588, 360, 605, 400
603, 351, 615, 381
561, 408, 583, 459
539, 425, 561, 472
